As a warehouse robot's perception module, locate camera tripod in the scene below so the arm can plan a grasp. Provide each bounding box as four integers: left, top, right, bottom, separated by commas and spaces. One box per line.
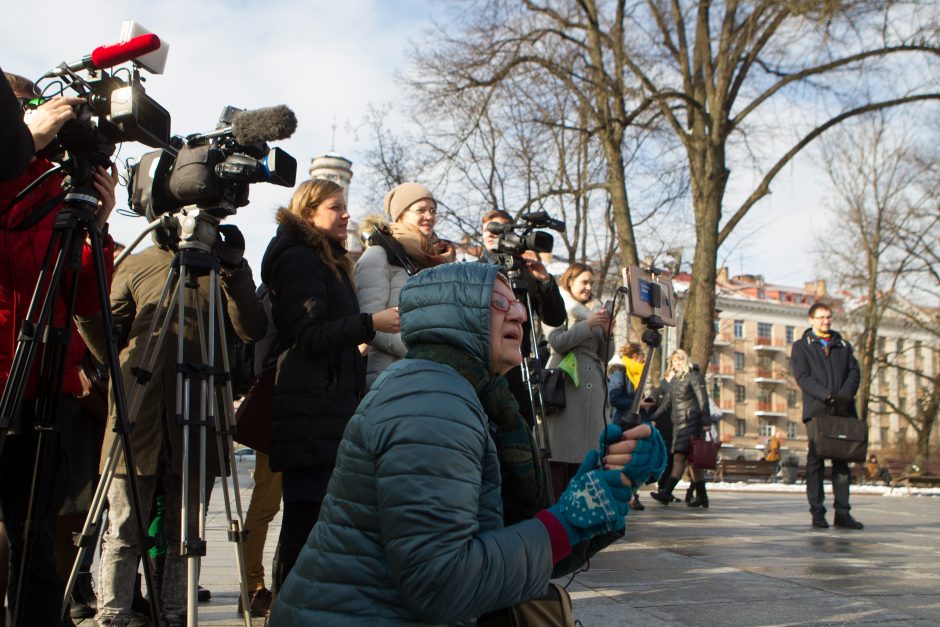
504, 267, 555, 503
65, 207, 253, 627
0, 160, 161, 627
621, 316, 664, 432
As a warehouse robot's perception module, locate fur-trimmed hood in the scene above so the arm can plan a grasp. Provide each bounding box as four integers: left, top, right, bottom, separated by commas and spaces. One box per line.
261, 207, 350, 287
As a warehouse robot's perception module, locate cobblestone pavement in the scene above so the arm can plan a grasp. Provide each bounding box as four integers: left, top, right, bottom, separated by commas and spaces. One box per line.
79, 463, 940, 626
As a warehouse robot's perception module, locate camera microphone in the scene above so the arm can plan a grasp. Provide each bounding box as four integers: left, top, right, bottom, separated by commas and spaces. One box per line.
47, 34, 162, 77
231, 106, 298, 144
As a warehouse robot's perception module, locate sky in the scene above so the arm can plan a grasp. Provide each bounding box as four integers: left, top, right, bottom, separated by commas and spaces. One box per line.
2, 1, 895, 289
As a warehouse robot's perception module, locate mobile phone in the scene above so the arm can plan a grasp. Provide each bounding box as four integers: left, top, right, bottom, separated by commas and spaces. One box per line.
603, 299, 614, 313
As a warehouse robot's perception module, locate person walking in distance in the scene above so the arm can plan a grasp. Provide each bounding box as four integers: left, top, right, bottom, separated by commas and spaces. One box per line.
790, 303, 863, 530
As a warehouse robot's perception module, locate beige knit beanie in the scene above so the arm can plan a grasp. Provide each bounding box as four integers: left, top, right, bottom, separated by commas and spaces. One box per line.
383, 182, 435, 222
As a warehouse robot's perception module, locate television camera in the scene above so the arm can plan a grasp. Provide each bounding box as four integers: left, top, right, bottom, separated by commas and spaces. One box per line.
485, 210, 566, 274
128, 104, 298, 223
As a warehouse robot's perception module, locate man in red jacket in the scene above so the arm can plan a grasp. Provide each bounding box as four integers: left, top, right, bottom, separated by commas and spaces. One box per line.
0, 72, 118, 626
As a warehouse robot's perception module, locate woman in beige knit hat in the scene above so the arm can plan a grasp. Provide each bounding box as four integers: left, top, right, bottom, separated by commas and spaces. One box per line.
354, 182, 456, 387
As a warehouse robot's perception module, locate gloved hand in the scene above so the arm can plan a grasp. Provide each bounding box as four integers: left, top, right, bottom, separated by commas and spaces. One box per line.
544, 436, 631, 547
215, 224, 246, 269
600, 422, 668, 490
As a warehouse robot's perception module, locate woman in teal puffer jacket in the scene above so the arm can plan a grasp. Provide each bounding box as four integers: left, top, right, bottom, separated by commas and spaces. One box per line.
270, 263, 666, 626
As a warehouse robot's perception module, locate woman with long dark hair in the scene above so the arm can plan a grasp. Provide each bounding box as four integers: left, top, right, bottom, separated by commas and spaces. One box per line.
260, 179, 399, 591
650, 349, 712, 508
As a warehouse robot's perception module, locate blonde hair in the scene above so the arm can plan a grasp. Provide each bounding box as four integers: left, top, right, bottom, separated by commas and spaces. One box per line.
669, 349, 692, 378
285, 179, 353, 283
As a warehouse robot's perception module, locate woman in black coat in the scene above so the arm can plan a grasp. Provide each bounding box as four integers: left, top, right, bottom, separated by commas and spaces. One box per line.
650, 349, 712, 508
260, 179, 399, 592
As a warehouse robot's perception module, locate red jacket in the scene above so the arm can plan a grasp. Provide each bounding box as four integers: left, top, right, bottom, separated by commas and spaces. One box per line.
0, 158, 113, 399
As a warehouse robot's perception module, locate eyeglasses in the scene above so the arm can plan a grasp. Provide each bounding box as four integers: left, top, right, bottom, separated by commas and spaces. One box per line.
408, 206, 437, 217
813, 315, 832, 320
491, 292, 528, 321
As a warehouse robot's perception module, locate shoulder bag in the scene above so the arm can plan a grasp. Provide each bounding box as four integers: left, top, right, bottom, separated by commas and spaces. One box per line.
540, 368, 566, 414
688, 430, 720, 470
808, 414, 868, 462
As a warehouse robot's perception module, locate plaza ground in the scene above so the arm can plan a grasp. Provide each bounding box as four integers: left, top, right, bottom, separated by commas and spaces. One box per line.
80, 460, 940, 626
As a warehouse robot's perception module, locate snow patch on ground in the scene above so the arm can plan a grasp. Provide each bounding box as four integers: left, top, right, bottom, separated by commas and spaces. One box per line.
656, 480, 939, 497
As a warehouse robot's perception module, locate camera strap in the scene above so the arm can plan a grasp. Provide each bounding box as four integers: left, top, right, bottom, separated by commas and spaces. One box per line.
369, 225, 419, 276
2, 192, 64, 232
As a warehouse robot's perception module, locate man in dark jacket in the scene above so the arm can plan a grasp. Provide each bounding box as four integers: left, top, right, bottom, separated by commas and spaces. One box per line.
479, 209, 566, 426
791, 302, 863, 530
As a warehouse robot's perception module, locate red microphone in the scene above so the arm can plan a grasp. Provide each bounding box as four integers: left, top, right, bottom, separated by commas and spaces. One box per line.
50, 34, 161, 75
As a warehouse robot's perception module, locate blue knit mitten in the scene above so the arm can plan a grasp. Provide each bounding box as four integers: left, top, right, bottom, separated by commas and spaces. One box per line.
546, 468, 631, 546
599, 422, 668, 489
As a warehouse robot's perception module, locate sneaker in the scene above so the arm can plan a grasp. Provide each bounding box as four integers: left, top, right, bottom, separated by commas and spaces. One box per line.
238, 587, 273, 617
811, 512, 829, 529
834, 513, 864, 530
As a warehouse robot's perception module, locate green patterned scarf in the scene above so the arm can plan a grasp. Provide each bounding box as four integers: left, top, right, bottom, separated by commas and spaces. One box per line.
406, 343, 549, 524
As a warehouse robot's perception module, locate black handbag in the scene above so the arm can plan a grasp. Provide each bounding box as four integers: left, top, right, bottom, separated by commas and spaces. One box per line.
808, 414, 868, 462
540, 368, 566, 414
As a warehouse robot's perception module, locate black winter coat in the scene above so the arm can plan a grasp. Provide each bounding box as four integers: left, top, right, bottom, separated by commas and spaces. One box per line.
260, 209, 374, 472
651, 367, 709, 440
791, 328, 860, 422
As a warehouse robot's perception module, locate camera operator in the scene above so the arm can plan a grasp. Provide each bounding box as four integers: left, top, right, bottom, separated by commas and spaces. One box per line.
1, 72, 118, 627
76, 225, 267, 626
479, 209, 566, 426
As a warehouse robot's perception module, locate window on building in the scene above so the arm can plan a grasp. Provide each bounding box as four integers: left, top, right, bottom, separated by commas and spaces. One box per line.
785, 325, 795, 344
735, 385, 746, 403
787, 421, 798, 439
735, 419, 746, 436
895, 338, 904, 355
758, 386, 772, 404
758, 354, 773, 372
787, 389, 798, 407
711, 379, 721, 401
878, 367, 887, 385
877, 336, 886, 355
713, 319, 720, 334
880, 428, 890, 445
914, 340, 923, 360
898, 397, 906, 414
734, 352, 745, 370
710, 351, 720, 365
734, 320, 744, 338
757, 322, 772, 339
759, 419, 774, 437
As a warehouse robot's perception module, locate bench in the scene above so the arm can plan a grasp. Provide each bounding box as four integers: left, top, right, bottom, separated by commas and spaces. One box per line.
717, 459, 778, 482
795, 464, 866, 484
886, 459, 940, 488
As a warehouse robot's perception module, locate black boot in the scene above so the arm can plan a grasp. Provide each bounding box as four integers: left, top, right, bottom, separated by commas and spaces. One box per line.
651, 476, 680, 505
684, 483, 695, 504
69, 571, 97, 619
688, 481, 709, 508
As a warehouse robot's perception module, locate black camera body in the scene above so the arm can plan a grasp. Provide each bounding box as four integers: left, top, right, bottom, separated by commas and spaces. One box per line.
28, 74, 170, 181
128, 105, 297, 221
489, 210, 565, 274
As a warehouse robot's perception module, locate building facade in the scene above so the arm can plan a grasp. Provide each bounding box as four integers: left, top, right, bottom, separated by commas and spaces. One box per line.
664, 270, 938, 461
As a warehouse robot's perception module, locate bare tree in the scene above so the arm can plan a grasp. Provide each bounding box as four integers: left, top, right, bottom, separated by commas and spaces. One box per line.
618, 1, 940, 368
820, 112, 939, 462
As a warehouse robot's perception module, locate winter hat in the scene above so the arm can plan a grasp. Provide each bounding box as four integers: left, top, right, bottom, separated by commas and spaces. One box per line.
383, 182, 435, 222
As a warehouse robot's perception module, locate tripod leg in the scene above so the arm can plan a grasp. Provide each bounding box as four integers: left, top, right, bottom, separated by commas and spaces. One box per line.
61, 227, 174, 626
208, 272, 252, 627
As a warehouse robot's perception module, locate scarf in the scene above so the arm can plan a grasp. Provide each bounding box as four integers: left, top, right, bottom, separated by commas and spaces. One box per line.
406, 343, 548, 524
387, 222, 456, 269
621, 356, 644, 390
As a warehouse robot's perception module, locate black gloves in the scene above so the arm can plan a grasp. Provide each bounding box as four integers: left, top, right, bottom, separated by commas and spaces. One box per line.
216, 224, 246, 269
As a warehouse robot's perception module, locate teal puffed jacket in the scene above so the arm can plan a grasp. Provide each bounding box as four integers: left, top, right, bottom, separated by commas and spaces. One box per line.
270, 262, 553, 626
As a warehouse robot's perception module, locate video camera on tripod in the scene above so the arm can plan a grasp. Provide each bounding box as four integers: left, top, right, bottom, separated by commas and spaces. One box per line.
486, 210, 566, 274
128, 104, 298, 223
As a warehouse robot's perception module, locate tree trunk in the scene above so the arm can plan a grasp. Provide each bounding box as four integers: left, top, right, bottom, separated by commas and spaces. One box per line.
682, 143, 727, 368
